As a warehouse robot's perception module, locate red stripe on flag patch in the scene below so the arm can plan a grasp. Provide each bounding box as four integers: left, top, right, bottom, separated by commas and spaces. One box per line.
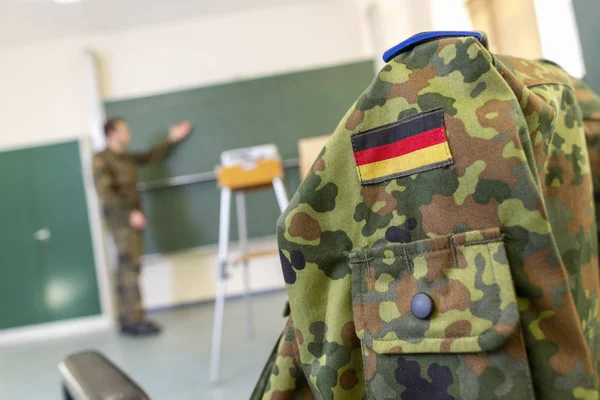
353, 126, 447, 166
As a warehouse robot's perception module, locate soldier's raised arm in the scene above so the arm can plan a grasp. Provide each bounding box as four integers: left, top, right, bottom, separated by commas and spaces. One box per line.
131, 121, 193, 166
130, 140, 173, 166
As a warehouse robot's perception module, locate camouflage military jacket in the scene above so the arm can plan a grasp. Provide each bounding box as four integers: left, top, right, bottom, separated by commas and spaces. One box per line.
93, 141, 173, 228
254, 32, 600, 399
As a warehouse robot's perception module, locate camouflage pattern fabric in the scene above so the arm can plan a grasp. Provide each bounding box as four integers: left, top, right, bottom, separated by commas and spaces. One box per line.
254, 32, 600, 399
574, 79, 600, 252
109, 226, 144, 324
93, 141, 173, 324
251, 318, 314, 400
93, 141, 173, 224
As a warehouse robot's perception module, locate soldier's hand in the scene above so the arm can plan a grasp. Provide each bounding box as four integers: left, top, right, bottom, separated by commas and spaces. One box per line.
129, 210, 147, 230
168, 121, 193, 143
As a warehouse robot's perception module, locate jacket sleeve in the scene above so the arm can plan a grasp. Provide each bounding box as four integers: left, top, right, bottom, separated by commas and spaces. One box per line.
130, 140, 175, 166
573, 78, 600, 246
271, 37, 597, 399
93, 155, 136, 218
251, 316, 313, 400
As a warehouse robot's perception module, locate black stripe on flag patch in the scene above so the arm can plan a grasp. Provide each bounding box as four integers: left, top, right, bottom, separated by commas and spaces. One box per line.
351, 108, 445, 152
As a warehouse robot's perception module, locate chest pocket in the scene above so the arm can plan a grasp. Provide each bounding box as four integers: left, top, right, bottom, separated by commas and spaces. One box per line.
349, 228, 536, 399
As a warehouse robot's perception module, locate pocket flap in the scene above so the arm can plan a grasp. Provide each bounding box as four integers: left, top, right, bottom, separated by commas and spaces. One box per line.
350, 228, 519, 354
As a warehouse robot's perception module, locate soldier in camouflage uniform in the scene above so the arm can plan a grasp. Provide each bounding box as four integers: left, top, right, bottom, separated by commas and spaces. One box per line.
252, 31, 600, 399
93, 118, 191, 336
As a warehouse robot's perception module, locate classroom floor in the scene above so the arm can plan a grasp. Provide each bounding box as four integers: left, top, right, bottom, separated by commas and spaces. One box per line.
0, 290, 288, 400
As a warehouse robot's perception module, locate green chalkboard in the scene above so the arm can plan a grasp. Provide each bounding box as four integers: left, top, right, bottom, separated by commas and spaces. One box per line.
574, 0, 600, 93
104, 61, 375, 254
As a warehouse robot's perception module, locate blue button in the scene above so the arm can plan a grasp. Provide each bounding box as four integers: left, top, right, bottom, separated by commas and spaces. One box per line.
411, 293, 434, 319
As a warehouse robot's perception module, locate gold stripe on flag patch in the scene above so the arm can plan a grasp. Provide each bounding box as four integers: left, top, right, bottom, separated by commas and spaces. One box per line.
356, 142, 452, 182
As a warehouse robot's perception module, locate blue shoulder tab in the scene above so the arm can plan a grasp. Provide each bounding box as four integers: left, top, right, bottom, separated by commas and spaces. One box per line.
383, 31, 484, 62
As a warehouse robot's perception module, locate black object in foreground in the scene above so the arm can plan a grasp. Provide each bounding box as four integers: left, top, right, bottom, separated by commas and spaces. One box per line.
58, 350, 150, 400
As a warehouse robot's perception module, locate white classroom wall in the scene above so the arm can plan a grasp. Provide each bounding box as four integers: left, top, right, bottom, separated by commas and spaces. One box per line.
0, 1, 372, 151
96, 3, 372, 101
533, 0, 586, 78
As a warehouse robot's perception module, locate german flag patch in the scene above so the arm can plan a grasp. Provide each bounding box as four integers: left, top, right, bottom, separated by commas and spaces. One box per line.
351, 108, 453, 185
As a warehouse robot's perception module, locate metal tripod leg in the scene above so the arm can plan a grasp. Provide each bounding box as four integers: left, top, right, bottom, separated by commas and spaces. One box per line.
272, 177, 289, 213
236, 192, 254, 338
210, 187, 232, 384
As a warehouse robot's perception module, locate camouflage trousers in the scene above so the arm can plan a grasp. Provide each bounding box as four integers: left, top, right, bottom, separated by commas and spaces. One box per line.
110, 226, 145, 325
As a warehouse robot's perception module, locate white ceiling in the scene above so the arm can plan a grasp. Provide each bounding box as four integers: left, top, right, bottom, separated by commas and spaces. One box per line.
0, 0, 305, 48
